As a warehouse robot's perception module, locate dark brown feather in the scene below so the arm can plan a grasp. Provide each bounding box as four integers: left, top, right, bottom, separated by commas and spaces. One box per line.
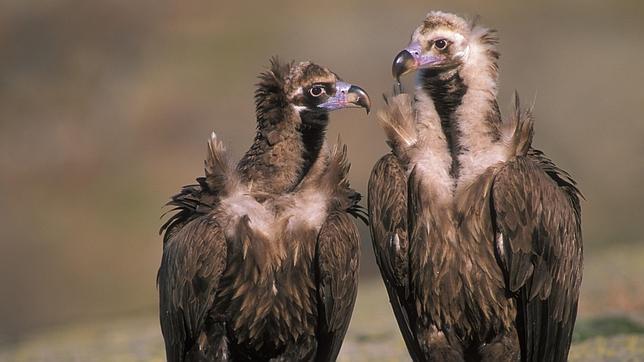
368, 154, 425, 361
491, 155, 582, 362
158, 216, 228, 362
315, 211, 360, 362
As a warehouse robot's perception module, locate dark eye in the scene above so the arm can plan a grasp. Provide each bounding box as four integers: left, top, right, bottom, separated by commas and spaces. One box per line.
309, 85, 325, 97
434, 39, 448, 50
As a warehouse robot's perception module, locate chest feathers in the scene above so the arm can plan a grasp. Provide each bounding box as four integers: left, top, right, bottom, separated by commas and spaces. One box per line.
379, 86, 528, 339
210, 140, 357, 350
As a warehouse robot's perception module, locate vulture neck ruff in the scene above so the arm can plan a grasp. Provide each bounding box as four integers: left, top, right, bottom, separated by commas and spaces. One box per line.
414, 26, 507, 195
220, 175, 330, 245
220, 143, 340, 266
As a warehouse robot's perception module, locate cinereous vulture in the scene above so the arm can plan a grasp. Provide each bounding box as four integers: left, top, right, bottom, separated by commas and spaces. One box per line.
369, 12, 582, 362
159, 59, 370, 362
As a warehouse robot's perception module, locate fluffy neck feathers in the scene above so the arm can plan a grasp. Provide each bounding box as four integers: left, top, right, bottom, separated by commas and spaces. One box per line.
453, 28, 502, 146
416, 28, 506, 188
237, 64, 328, 195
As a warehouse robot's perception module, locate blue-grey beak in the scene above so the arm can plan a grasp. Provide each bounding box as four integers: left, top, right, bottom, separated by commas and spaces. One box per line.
392, 42, 442, 81
318, 81, 371, 114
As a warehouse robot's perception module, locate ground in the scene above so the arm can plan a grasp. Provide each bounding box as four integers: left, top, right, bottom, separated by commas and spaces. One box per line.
3, 241, 643, 361
2, 278, 643, 362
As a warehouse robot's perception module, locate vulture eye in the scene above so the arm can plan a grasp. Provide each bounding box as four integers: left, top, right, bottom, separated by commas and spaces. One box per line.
309, 85, 325, 97
434, 39, 448, 50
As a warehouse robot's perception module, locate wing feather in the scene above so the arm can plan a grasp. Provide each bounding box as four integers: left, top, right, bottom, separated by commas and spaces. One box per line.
158, 132, 233, 361
368, 153, 425, 361
491, 154, 582, 362
315, 211, 360, 362
158, 215, 227, 362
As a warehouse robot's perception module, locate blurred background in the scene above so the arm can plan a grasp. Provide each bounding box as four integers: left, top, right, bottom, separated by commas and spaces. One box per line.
1, 0, 643, 360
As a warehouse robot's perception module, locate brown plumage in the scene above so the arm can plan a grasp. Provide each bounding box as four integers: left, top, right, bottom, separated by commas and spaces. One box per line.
370, 12, 582, 361
158, 59, 370, 362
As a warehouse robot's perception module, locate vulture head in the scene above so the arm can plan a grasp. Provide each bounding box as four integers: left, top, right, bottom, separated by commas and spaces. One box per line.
392, 11, 499, 82
285, 61, 371, 114
239, 59, 370, 194
256, 59, 370, 131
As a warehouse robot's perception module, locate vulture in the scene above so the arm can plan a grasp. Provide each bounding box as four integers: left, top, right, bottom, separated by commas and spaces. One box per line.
369, 11, 583, 362
158, 59, 370, 362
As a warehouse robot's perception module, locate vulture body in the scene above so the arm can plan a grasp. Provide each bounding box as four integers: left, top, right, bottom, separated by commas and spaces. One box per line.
158, 60, 370, 362
369, 12, 582, 361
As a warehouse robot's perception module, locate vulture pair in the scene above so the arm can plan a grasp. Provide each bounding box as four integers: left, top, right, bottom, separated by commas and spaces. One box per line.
158, 11, 582, 362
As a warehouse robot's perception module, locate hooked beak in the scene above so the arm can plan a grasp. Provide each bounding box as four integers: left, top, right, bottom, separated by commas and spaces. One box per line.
392, 42, 441, 81
392, 50, 417, 81
318, 81, 371, 114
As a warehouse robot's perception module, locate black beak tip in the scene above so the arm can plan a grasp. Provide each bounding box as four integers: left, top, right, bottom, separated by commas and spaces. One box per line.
392, 50, 416, 80
348, 85, 371, 114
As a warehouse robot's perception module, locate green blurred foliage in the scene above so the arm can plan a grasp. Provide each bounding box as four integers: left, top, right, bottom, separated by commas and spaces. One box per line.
573, 316, 644, 343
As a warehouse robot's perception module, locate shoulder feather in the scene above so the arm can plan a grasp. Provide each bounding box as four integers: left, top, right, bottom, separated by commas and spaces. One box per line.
323, 140, 367, 224
378, 93, 418, 159
503, 92, 534, 157
204, 131, 237, 195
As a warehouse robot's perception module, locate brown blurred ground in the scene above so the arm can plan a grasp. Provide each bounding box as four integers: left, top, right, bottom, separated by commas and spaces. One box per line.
1, 0, 643, 347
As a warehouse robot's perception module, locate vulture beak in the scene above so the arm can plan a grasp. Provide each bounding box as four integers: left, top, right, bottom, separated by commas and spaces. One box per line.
318, 81, 371, 114
392, 42, 441, 81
